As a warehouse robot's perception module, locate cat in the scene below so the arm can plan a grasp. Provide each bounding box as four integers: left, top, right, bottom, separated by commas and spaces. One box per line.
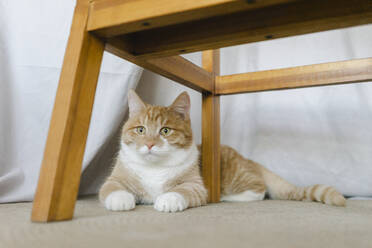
99, 90, 346, 212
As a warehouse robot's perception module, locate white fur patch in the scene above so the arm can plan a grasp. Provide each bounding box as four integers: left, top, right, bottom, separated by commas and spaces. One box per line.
154, 192, 187, 212
221, 190, 265, 202
105, 190, 136, 211
119, 141, 198, 204
314, 185, 328, 201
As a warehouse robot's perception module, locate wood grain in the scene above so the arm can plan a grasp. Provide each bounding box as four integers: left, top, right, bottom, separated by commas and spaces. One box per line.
201, 50, 221, 203
88, 0, 295, 37
125, 0, 372, 58
216, 58, 372, 95
106, 38, 213, 92
31, 1, 105, 222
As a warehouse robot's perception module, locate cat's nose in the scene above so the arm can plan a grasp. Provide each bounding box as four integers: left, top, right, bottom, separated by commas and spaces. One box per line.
145, 142, 155, 150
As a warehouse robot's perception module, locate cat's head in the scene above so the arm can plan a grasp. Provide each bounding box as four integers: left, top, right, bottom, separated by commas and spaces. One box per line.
121, 90, 193, 165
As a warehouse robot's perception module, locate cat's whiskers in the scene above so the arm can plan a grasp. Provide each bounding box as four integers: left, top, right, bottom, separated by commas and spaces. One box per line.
120, 140, 197, 168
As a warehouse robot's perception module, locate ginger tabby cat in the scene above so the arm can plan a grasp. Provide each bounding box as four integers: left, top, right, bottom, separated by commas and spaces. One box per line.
99, 90, 345, 212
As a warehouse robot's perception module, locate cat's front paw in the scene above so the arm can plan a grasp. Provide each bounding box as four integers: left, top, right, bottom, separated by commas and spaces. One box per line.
105, 190, 135, 211
154, 192, 187, 213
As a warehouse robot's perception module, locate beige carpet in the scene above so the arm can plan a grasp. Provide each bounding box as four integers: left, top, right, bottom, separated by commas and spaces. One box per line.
1, 197, 372, 248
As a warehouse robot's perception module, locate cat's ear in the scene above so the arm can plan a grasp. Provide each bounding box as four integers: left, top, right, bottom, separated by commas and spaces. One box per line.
128, 89, 146, 117
170, 91, 190, 119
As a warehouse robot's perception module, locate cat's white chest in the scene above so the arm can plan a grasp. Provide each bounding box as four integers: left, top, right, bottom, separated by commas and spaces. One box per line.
124, 163, 186, 204
119, 142, 198, 204
137, 168, 171, 204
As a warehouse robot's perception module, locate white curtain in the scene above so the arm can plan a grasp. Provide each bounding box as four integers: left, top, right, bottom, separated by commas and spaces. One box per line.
1, 0, 371, 203
137, 24, 372, 198
0, 0, 142, 203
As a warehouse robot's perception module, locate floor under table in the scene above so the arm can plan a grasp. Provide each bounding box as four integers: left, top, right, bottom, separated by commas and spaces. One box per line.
1, 196, 371, 248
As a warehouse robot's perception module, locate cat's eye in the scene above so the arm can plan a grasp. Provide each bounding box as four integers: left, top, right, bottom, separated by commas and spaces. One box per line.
136, 126, 146, 135
160, 127, 171, 136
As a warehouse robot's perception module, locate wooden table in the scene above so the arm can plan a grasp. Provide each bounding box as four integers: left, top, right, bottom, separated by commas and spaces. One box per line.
31, 0, 372, 222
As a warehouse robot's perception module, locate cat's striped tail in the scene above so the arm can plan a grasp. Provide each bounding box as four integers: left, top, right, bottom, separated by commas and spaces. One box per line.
260, 166, 346, 206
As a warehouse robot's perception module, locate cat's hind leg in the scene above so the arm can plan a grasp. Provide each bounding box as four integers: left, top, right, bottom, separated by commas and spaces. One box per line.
221, 190, 265, 202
